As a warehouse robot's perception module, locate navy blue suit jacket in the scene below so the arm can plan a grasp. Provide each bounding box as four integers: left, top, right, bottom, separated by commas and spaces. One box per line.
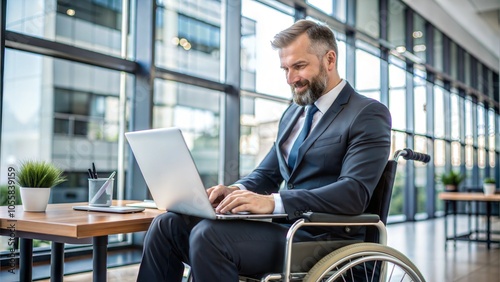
236, 82, 392, 238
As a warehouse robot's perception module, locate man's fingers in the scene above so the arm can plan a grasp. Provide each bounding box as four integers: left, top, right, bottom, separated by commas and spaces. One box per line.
207, 185, 240, 204
216, 191, 255, 213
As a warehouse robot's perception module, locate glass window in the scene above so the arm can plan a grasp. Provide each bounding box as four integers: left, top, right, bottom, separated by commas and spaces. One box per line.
476, 61, 483, 92
451, 141, 461, 167
356, 0, 379, 38
2, 49, 125, 189
57, 0, 122, 30
450, 92, 460, 140
464, 98, 474, 181
450, 42, 457, 80
337, 40, 347, 80
389, 63, 406, 131
464, 53, 471, 86
484, 67, 491, 96
155, 0, 222, 81
435, 139, 446, 211
497, 114, 500, 151
412, 14, 426, 62
415, 135, 427, 218
6, 0, 124, 57
488, 109, 496, 151
477, 104, 486, 170
1, 49, 130, 253
153, 79, 221, 187
241, 0, 294, 97
488, 109, 495, 173
307, 0, 346, 22
389, 88, 405, 130
433, 29, 443, 72
389, 131, 407, 220
388, 0, 405, 50
414, 72, 426, 135
240, 97, 289, 176
434, 85, 445, 138
356, 48, 380, 101
465, 98, 473, 143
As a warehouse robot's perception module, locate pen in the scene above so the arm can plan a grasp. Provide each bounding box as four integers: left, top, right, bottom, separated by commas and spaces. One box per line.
88, 168, 94, 179
92, 162, 98, 179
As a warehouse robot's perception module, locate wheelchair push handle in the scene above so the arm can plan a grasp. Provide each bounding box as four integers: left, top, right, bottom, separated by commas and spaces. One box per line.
394, 148, 431, 163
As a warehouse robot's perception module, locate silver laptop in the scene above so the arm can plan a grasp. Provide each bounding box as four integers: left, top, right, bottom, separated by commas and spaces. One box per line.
125, 127, 288, 220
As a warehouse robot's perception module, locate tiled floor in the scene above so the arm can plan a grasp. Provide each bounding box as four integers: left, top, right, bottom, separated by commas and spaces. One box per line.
386, 215, 499, 281
13, 215, 500, 281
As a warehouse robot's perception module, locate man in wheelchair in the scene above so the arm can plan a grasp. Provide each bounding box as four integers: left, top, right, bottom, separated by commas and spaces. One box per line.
136, 19, 392, 281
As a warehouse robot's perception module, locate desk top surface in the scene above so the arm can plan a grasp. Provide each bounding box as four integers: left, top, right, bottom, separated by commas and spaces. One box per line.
438, 192, 500, 201
0, 200, 164, 238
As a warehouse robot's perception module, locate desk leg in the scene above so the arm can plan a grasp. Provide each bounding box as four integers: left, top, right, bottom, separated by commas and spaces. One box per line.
93, 236, 108, 282
51, 242, 65, 282
444, 201, 449, 249
486, 202, 491, 250
452, 201, 457, 247
19, 238, 33, 282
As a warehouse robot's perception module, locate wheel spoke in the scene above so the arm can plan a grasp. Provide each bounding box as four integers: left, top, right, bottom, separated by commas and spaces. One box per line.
370, 260, 378, 282
388, 262, 395, 281
304, 243, 425, 282
364, 261, 369, 282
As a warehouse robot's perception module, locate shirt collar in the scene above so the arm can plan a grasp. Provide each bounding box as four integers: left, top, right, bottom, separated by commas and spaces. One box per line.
313, 79, 346, 114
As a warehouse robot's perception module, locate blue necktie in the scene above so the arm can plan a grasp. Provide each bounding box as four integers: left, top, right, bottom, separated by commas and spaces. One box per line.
288, 104, 319, 170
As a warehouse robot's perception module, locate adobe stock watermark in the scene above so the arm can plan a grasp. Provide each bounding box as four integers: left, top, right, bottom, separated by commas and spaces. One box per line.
6, 166, 18, 274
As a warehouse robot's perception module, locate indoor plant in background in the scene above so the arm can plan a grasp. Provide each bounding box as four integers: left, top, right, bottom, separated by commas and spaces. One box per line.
483, 178, 496, 195
439, 170, 464, 192
16, 160, 66, 212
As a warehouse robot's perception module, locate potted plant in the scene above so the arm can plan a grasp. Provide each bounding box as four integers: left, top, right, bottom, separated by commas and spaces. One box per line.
483, 178, 496, 195
438, 170, 464, 192
16, 160, 66, 212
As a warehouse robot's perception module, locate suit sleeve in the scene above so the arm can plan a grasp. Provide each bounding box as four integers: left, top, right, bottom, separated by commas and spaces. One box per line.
280, 101, 392, 219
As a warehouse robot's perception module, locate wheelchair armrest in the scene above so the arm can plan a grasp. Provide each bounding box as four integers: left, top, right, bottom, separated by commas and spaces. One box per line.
301, 212, 380, 224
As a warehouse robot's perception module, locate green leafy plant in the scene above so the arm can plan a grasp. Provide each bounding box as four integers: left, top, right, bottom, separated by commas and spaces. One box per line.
483, 178, 496, 184
438, 170, 464, 186
16, 160, 66, 188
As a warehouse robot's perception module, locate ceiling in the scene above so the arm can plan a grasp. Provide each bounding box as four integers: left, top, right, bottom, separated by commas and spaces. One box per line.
434, 0, 500, 61
467, 0, 500, 35
404, 0, 499, 72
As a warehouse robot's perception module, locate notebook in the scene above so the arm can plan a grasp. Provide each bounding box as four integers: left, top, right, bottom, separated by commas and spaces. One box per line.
72, 205, 145, 213
125, 127, 288, 220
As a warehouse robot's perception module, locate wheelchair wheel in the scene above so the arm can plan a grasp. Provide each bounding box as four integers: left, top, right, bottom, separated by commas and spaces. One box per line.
304, 243, 425, 282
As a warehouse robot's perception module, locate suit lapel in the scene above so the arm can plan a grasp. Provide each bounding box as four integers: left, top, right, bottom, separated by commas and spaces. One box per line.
291, 84, 353, 174
277, 104, 303, 178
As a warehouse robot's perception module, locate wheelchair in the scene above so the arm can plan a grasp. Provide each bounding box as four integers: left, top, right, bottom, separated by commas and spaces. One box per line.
238, 148, 430, 282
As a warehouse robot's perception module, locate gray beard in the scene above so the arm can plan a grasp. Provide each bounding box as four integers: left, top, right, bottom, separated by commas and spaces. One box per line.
291, 72, 328, 106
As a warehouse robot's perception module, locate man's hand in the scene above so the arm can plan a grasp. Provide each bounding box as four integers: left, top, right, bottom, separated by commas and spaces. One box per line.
206, 185, 240, 207
214, 190, 275, 215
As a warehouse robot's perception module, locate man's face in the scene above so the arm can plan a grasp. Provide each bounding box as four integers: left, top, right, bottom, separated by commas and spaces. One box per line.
279, 34, 329, 106
291, 63, 327, 106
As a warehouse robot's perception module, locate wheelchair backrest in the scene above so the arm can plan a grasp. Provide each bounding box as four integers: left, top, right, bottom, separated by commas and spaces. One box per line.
364, 160, 397, 243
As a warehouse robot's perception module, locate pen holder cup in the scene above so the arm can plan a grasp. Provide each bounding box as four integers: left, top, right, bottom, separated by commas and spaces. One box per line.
88, 178, 114, 207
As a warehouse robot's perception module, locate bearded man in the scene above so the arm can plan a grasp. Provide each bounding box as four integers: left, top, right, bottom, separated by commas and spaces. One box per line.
136, 19, 392, 282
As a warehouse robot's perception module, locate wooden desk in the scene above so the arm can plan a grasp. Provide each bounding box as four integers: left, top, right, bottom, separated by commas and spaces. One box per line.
0, 200, 163, 282
438, 192, 500, 249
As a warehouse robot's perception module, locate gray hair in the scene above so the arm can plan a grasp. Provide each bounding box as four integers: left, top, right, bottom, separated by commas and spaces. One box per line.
271, 19, 338, 60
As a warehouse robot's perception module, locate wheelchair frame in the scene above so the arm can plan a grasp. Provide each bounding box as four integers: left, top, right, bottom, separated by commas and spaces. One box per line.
242, 148, 430, 282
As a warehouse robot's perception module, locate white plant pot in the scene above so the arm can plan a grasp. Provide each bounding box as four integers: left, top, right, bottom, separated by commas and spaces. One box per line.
20, 187, 51, 212
483, 183, 496, 196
